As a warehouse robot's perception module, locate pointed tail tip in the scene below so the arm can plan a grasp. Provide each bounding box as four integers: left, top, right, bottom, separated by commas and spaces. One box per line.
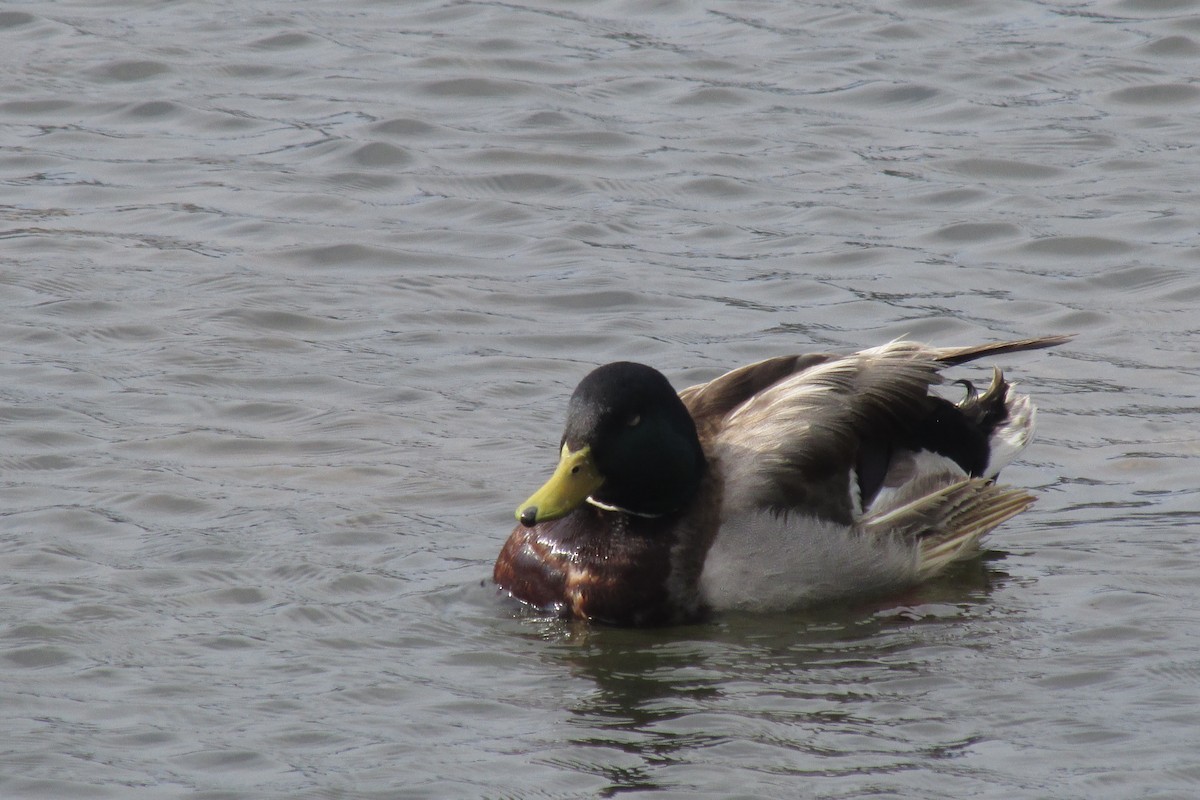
936, 334, 1073, 366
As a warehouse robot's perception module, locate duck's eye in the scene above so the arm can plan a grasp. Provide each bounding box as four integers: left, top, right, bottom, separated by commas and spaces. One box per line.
627, 414, 641, 427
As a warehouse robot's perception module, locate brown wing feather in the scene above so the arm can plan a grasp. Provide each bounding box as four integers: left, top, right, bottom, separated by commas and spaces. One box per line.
679, 353, 834, 441
712, 343, 946, 523
861, 476, 1036, 579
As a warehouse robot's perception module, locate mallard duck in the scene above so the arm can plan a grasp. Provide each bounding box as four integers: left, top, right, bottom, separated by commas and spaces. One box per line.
494, 336, 1068, 626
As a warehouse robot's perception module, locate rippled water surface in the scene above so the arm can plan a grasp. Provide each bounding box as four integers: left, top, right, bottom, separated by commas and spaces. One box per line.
2, 1, 1199, 797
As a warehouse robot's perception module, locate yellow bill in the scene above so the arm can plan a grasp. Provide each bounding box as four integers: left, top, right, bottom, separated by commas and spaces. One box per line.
516, 444, 604, 527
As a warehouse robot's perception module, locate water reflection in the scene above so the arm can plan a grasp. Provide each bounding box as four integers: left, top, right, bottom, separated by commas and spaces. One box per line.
519, 557, 1008, 795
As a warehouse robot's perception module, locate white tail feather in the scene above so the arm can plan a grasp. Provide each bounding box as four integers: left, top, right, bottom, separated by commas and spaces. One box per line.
985, 385, 1037, 478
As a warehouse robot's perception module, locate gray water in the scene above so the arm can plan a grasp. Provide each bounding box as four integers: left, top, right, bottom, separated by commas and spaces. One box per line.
2, 1, 1198, 797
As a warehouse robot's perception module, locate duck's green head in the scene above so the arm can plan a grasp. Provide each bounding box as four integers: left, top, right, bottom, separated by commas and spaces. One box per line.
516, 362, 706, 527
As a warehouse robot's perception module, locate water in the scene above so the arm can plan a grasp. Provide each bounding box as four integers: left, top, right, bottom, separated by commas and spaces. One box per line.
2, 0, 1198, 797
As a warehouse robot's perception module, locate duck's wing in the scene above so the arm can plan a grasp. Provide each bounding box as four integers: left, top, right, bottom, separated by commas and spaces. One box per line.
698, 337, 1067, 526
706, 341, 944, 524
678, 336, 1069, 439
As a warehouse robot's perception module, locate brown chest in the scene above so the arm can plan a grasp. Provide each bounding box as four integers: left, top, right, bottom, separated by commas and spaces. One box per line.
493, 506, 686, 626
